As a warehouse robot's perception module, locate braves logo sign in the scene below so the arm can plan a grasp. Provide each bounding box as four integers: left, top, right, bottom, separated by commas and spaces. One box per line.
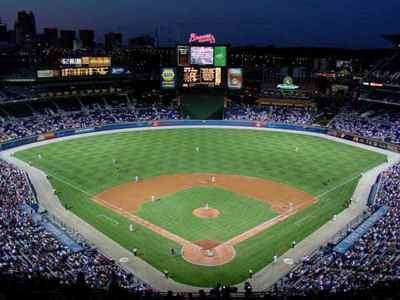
189, 33, 216, 44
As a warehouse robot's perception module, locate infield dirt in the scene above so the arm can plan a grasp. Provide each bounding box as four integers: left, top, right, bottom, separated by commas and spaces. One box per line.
93, 173, 315, 266
94, 173, 314, 213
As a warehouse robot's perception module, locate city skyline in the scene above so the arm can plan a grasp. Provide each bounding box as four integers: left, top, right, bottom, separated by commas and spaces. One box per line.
1, 0, 400, 48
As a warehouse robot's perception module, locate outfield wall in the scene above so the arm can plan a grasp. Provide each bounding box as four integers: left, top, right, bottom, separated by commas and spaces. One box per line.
2, 120, 400, 154
327, 129, 400, 153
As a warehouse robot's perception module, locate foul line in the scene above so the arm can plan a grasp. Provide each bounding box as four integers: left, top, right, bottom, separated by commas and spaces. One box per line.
98, 214, 119, 225
39, 169, 94, 198
315, 173, 361, 200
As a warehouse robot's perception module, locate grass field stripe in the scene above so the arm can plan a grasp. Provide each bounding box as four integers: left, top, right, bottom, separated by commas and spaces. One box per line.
294, 215, 316, 226
316, 173, 361, 200
45, 170, 93, 198
317, 159, 386, 198
97, 214, 119, 225
224, 207, 299, 246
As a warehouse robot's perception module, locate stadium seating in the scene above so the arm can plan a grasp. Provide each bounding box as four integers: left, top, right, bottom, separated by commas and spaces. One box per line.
274, 162, 400, 296
224, 105, 317, 125
0, 160, 150, 292
0, 99, 182, 143
329, 104, 400, 144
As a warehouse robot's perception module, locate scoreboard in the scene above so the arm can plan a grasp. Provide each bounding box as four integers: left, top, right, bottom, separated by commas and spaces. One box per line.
36, 56, 113, 80
60, 56, 111, 78
182, 67, 222, 88
162, 45, 230, 90
161, 43, 243, 90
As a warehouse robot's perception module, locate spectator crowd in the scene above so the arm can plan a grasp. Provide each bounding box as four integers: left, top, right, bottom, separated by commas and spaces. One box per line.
0, 160, 150, 292
329, 105, 400, 144
0, 103, 182, 143
275, 162, 400, 296
224, 105, 317, 125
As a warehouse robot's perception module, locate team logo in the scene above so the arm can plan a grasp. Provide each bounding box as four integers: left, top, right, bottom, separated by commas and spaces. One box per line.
283, 76, 294, 85
161, 69, 175, 81
189, 33, 216, 44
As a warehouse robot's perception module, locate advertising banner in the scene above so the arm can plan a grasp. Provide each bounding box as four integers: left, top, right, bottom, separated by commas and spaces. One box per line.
328, 129, 400, 153
227, 68, 243, 90
37, 70, 60, 78
37, 132, 55, 141
160, 68, 176, 89
214, 46, 227, 67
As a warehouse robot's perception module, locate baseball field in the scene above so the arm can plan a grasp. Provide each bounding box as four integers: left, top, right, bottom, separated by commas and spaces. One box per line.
14, 128, 386, 287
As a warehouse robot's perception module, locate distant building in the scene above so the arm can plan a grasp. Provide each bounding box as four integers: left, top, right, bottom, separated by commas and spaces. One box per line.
14, 10, 36, 45
79, 29, 95, 49
0, 19, 7, 43
128, 35, 155, 48
105, 32, 122, 51
60, 30, 76, 49
73, 39, 83, 51
44, 28, 58, 47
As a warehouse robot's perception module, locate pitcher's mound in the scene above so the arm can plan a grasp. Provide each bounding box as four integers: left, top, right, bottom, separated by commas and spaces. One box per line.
193, 207, 220, 218
181, 240, 236, 266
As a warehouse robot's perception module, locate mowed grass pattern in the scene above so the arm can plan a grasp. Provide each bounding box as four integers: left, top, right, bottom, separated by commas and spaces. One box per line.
137, 187, 278, 241
15, 128, 387, 287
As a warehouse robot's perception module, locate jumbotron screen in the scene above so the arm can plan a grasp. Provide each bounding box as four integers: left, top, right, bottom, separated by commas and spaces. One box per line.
190, 46, 214, 66
177, 45, 227, 67
181, 67, 222, 88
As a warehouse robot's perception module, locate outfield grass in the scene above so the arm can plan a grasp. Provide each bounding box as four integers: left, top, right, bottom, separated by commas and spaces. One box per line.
137, 187, 278, 241
15, 128, 387, 287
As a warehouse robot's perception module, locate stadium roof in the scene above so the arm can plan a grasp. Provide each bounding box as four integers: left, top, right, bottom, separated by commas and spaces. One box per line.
382, 34, 400, 48
365, 52, 400, 86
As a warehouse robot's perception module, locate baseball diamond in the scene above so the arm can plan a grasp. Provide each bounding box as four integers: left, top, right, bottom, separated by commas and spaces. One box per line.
2, 10, 400, 298
12, 127, 387, 287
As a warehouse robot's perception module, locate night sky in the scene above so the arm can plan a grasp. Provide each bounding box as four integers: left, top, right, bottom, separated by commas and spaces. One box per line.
1, 0, 400, 48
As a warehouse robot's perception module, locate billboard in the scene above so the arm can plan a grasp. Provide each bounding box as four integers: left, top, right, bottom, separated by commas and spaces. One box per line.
61, 57, 111, 68
37, 69, 60, 79
227, 68, 243, 89
182, 67, 222, 88
214, 46, 227, 67
177, 45, 190, 66
61, 58, 82, 66
61, 67, 109, 77
160, 68, 176, 89
190, 46, 214, 66
82, 56, 111, 67
59, 56, 112, 78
